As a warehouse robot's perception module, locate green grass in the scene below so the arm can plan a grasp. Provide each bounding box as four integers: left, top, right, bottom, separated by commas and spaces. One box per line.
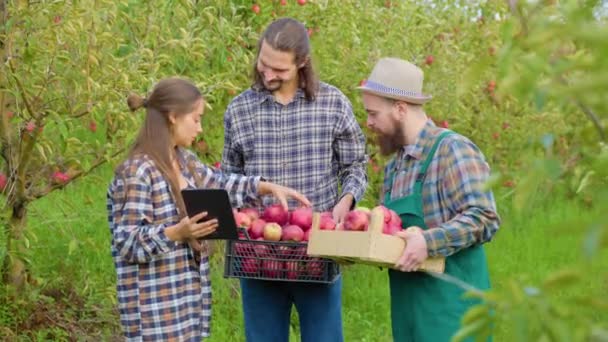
0, 164, 606, 341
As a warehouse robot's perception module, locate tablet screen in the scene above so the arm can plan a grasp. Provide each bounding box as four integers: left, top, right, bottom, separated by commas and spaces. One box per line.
181, 189, 239, 240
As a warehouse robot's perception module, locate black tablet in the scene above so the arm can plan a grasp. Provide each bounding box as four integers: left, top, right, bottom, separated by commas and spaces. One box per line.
180, 189, 239, 240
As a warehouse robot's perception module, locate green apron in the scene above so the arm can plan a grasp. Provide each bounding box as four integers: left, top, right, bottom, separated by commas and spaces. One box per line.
384, 131, 491, 342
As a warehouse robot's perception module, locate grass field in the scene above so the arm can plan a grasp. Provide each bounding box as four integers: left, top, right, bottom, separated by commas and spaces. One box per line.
1, 164, 606, 341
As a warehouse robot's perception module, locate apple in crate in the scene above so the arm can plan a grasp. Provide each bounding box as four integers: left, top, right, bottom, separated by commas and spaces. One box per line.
281, 225, 304, 242
262, 259, 284, 278
262, 204, 289, 226
285, 261, 301, 280
241, 258, 259, 274
306, 258, 324, 277
234, 211, 252, 229
344, 210, 369, 231
240, 207, 260, 221
289, 207, 313, 230
374, 205, 392, 223
319, 213, 336, 230
249, 219, 266, 239
263, 222, 282, 241
234, 242, 253, 257
383, 223, 402, 236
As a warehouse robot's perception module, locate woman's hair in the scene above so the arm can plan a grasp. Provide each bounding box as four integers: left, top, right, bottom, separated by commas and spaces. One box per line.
122, 77, 202, 218
252, 17, 319, 100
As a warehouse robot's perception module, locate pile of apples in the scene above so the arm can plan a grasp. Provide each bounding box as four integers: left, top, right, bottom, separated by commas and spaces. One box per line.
232, 204, 324, 242
342, 205, 404, 236
230, 204, 405, 280
231, 204, 329, 279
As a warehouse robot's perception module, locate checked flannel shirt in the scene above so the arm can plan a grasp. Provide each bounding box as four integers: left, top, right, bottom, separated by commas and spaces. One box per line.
107, 148, 260, 341
381, 120, 500, 257
221, 82, 368, 212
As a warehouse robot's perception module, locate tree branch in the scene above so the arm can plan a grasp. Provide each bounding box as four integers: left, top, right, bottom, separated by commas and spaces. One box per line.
574, 100, 606, 142
27, 148, 126, 201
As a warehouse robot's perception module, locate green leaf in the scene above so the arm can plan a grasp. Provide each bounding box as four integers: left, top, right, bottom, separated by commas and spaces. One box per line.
68, 239, 78, 256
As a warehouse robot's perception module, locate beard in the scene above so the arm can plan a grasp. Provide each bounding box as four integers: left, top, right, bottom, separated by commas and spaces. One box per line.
376, 125, 408, 156
262, 77, 283, 92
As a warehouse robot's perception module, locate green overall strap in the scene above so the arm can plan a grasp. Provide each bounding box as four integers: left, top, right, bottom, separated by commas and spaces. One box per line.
413, 131, 453, 194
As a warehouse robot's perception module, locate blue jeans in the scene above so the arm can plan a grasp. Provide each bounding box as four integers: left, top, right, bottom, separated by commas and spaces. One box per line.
240, 277, 343, 342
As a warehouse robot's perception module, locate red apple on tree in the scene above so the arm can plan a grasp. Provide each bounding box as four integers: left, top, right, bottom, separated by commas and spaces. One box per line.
251, 4, 261, 14
0, 173, 7, 192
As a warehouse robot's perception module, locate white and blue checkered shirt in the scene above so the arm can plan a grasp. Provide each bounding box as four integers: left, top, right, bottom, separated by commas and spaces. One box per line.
221, 82, 368, 211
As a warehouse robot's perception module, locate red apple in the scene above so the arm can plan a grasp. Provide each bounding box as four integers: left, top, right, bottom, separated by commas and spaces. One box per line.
306, 258, 324, 277
262, 259, 283, 278
89, 120, 97, 133
383, 223, 402, 235
425, 55, 434, 65
241, 258, 259, 274
302, 229, 311, 241
440, 120, 449, 128
374, 205, 392, 223
52, 171, 70, 184
235, 212, 252, 229
0, 173, 7, 192
281, 224, 304, 242
234, 242, 253, 256
297, 0, 306, 5
240, 207, 260, 221
280, 0, 287, 5
263, 222, 282, 241
319, 213, 336, 230
285, 261, 301, 279
251, 4, 260, 14
289, 207, 312, 230
389, 209, 402, 227
254, 243, 270, 257
25, 121, 36, 133
344, 210, 369, 231
262, 204, 289, 225
249, 219, 266, 239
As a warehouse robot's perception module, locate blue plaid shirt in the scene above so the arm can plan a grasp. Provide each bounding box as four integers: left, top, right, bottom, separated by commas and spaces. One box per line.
221, 82, 368, 211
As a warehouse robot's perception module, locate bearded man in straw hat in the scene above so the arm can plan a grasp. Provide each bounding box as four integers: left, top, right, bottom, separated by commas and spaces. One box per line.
358, 57, 500, 341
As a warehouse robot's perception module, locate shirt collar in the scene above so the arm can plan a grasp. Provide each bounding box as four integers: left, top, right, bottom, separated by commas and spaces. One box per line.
400, 120, 436, 160
254, 86, 307, 105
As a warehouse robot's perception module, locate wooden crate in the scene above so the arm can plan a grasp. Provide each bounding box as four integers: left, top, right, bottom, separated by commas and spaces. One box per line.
306, 207, 445, 273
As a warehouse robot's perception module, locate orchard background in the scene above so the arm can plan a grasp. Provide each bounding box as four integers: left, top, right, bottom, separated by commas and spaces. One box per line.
1, 0, 606, 341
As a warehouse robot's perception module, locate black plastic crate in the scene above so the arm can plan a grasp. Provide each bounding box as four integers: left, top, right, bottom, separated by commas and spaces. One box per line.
223, 230, 340, 284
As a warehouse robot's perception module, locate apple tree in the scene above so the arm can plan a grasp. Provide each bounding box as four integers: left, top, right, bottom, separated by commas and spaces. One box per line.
0, 0, 172, 288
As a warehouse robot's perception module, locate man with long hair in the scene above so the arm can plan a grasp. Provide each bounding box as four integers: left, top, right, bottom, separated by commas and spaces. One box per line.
221, 18, 368, 342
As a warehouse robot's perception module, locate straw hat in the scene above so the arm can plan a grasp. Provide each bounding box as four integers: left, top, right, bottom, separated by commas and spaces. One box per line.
357, 57, 432, 104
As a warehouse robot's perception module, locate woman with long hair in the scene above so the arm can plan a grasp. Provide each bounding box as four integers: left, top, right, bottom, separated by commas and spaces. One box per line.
107, 77, 310, 341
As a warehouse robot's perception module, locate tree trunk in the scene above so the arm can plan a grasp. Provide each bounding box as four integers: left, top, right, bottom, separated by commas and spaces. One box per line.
2, 202, 29, 289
